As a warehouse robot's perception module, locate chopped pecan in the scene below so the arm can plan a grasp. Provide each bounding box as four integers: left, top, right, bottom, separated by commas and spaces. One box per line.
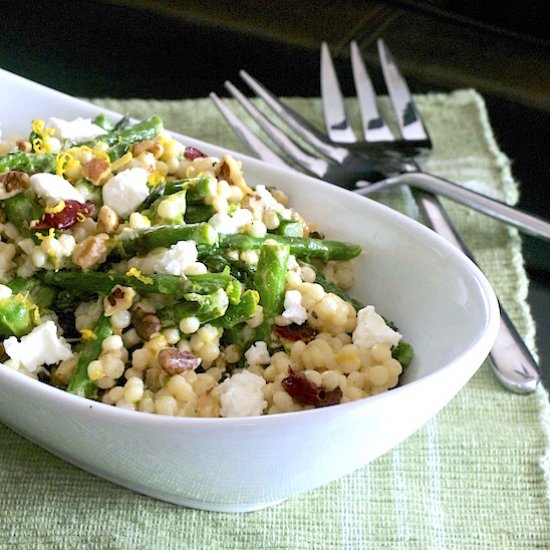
131, 306, 161, 341
158, 348, 201, 375
82, 157, 111, 185
0, 171, 30, 198
72, 233, 110, 270
217, 154, 253, 195
16, 140, 32, 153
96, 205, 119, 234
131, 139, 164, 159
281, 367, 342, 408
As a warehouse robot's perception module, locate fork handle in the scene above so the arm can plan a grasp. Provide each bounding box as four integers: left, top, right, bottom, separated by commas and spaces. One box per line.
414, 189, 540, 393
357, 171, 550, 241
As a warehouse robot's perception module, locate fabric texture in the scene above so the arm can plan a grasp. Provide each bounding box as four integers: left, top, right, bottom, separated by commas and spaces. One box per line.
1, 91, 549, 549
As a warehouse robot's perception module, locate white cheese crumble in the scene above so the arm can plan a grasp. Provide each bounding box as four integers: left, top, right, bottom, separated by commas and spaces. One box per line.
244, 341, 271, 367
30, 173, 86, 203
219, 370, 267, 417
102, 167, 149, 218
3, 320, 73, 373
281, 290, 307, 325
48, 117, 107, 141
153, 241, 198, 275
208, 208, 253, 234
352, 305, 402, 349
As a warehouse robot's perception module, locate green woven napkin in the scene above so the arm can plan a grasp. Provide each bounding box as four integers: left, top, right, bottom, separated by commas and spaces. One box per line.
1, 91, 549, 549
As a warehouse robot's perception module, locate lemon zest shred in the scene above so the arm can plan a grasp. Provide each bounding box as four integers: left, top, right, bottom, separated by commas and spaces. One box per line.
80, 328, 97, 341
44, 200, 66, 214
147, 171, 165, 186
75, 212, 87, 223
125, 267, 153, 285
111, 152, 133, 172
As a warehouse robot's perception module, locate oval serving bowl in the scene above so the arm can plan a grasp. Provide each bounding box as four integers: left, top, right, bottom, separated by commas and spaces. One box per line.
0, 69, 499, 512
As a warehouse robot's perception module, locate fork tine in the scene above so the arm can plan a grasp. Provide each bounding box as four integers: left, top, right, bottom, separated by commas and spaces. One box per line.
320, 42, 357, 143
209, 92, 290, 169
350, 41, 395, 142
239, 70, 348, 163
222, 81, 329, 178
377, 38, 429, 141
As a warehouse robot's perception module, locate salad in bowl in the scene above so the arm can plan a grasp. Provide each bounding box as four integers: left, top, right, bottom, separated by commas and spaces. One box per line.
0, 113, 412, 418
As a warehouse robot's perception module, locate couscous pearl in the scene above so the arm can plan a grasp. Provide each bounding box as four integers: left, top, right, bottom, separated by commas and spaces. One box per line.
369, 365, 390, 386
246, 220, 267, 238
183, 262, 208, 275
87, 360, 104, 381
124, 377, 144, 403
131, 348, 151, 371
273, 390, 294, 412
263, 210, 280, 230
162, 328, 180, 344
122, 327, 142, 348
212, 195, 229, 213
224, 344, 241, 363
111, 310, 131, 330
102, 334, 123, 353
179, 316, 200, 334
166, 375, 194, 401
155, 395, 178, 416
371, 344, 392, 363
157, 199, 180, 220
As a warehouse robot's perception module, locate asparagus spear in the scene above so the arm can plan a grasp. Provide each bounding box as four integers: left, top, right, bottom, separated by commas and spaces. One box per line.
89, 115, 163, 148
212, 289, 259, 329
218, 233, 361, 261
113, 223, 218, 257
0, 152, 56, 174
158, 288, 229, 325
2, 191, 43, 237
67, 314, 113, 398
253, 241, 290, 343
0, 294, 39, 338
40, 269, 236, 299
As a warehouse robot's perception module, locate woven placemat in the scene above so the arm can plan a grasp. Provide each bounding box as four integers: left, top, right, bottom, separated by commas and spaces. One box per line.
1, 90, 548, 549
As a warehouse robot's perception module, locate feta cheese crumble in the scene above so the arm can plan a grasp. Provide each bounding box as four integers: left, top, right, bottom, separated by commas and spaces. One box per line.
102, 167, 149, 218
153, 241, 198, 275
30, 173, 86, 203
219, 370, 267, 417
3, 320, 73, 373
281, 290, 307, 325
352, 305, 402, 349
48, 117, 107, 141
208, 208, 253, 234
244, 341, 271, 367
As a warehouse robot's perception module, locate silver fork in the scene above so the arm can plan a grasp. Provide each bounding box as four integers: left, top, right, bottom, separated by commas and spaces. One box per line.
209, 39, 541, 394
211, 50, 550, 241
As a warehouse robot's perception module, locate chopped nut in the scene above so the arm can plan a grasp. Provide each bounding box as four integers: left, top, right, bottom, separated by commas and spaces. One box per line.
0, 171, 30, 199
72, 233, 110, 270
16, 139, 32, 153
131, 306, 161, 341
82, 157, 111, 185
131, 139, 164, 159
103, 285, 136, 317
158, 348, 201, 375
216, 154, 254, 195
96, 205, 120, 234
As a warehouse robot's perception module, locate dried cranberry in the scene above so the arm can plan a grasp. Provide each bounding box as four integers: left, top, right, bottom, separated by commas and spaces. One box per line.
184, 146, 207, 161
33, 200, 95, 231
274, 323, 316, 343
281, 368, 342, 408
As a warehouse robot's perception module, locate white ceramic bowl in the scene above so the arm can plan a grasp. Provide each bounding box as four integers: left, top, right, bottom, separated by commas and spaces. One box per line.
0, 69, 499, 512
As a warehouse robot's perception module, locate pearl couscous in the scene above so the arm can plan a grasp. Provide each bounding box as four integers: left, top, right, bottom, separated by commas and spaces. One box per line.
0, 114, 413, 417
